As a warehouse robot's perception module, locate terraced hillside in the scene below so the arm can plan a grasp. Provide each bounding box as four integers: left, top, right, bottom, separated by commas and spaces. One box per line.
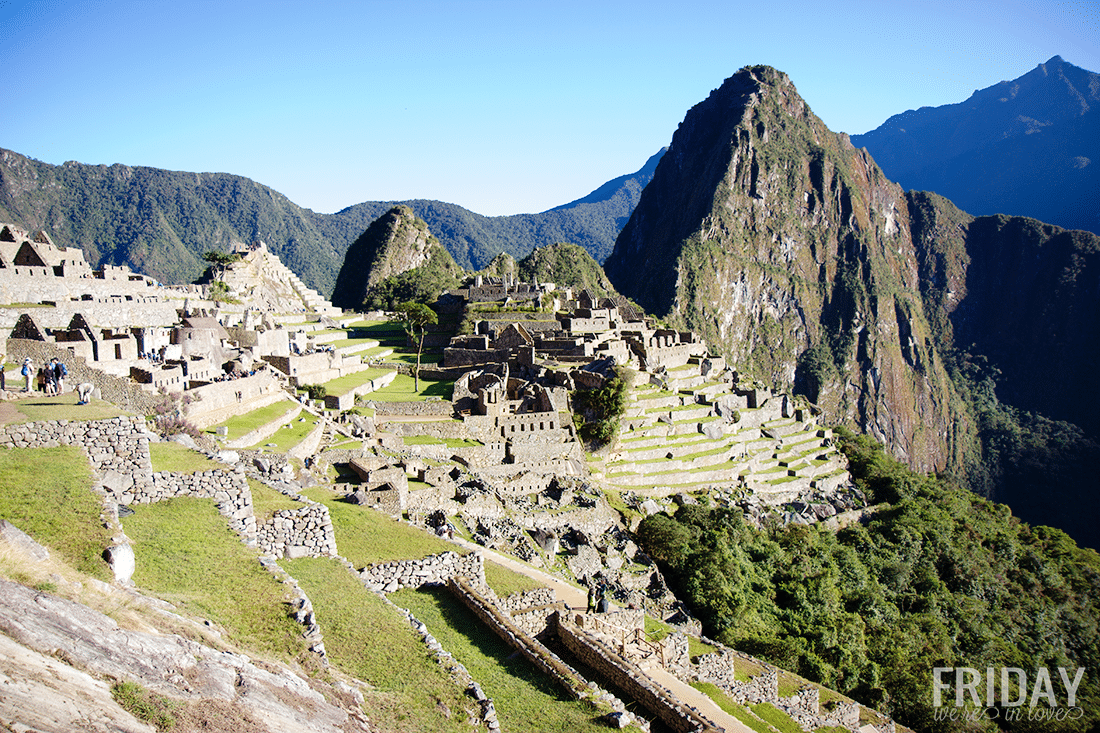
589, 358, 859, 525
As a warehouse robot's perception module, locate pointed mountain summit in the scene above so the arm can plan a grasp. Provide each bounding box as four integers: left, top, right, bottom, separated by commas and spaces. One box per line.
852, 55, 1100, 235
604, 64, 1100, 549
330, 205, 461, 310
606, 65, 964, 474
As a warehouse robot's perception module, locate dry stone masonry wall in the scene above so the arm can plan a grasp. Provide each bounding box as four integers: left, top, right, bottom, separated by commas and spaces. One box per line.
359, 550, 484, 593
257, 504, 337, 559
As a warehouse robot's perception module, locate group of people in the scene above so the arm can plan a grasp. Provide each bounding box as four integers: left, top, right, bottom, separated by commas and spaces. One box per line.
20, 357, 68, 395
587, 576, 611, 614
15, 356, 94, 404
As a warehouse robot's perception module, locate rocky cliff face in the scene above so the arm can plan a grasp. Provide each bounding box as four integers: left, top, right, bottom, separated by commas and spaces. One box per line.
330, 205, 457, 309
606, 66, 969, 473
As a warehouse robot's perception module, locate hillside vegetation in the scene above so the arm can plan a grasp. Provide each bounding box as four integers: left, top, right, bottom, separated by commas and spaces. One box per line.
638, 430, 1100, 732
0, 147, 662, 295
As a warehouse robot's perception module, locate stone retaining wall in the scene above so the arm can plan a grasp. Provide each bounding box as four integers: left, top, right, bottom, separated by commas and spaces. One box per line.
147, 469, 257, 542
257, 504, 337, 559
0, 416, 155, 495
358, 550, 485, 593
368, 400, 454, 417
449, 578, 589, 699
555, 613, 721, 733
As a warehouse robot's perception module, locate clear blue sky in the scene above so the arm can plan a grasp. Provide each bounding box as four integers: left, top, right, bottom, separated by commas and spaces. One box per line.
2, 0, 1097, 216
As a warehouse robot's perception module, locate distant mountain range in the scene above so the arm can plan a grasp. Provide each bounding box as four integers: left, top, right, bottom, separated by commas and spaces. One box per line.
0, 147, 663, 296
852, 55, 1100, 236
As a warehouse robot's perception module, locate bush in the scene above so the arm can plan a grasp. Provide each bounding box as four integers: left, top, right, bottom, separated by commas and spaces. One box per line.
304, 384, 327, 401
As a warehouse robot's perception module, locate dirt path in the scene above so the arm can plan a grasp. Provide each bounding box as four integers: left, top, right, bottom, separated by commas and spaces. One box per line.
449, 537, 753, 733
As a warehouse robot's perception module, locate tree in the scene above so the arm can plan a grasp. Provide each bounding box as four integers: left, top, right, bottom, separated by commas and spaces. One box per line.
396, 301, 437, 392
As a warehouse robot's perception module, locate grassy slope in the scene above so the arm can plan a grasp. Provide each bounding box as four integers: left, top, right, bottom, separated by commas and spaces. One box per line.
391, 585, 608, 733
0, 446, 113, 579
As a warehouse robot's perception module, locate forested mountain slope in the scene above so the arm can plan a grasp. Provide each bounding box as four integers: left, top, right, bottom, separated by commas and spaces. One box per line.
604, 65, 1100, 550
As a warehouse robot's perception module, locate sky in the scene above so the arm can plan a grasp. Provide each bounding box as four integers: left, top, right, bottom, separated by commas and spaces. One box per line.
2, 0, 1098, 217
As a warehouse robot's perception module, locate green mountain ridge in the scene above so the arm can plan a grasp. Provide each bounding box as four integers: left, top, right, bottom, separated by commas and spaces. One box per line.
0, 147, 662, 296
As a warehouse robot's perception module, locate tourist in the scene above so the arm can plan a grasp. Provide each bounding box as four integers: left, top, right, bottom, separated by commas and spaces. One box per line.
587, 578, 598, 613
21, 358, 33, 392
76, 382, 94, 405
51, 357, 68, 394
43, 361, 58, 395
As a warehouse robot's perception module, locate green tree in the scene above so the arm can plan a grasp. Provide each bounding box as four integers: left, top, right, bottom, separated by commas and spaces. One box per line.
396, 301, 437, 392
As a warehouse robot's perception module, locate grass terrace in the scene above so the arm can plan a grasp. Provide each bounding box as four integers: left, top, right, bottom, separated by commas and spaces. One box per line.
251, 412, 320, 452
367, 372, 453, 402
122, 497, 314, 666
206, 401, 298, 442
321, 367, 393, 397
2, 391, 126, 423
0, 446, 113, 579
301, 487, 461, 567
249, 479, 304, 523
280, 557, 471, 733
403, 435, 483, 448
149, 442, 226, 473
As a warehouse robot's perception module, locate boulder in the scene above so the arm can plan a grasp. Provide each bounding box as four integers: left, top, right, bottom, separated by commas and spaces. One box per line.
103, 544, 135, 584
0, 520, 49, 562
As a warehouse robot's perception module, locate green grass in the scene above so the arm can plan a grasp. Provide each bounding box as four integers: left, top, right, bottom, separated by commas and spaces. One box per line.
207, 401, 297, 441
0, 446, 113, 579
321, 367, 393, 397
249, 479, 304, 523
122, 497, 312, 664
148, 442, 225, 473
280, 557, 472, 733
751, 702, 803, 733
301, 488, 460, 567
111, 681, 178, 731
329, 337, 379, 349
484, 559, 545, 597
251, 413, 319, 452
5, 391, 126, 423
403, 435, 483, 448
690, 683, 771, 733
366, 373, 453, 402
391, 585, 608, 733
644, 616, 717, 657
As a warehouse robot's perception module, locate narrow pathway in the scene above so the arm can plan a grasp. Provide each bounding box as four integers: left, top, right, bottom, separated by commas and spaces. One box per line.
449, 537, 754, 733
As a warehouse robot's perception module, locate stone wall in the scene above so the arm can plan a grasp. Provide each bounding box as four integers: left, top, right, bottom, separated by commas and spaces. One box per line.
257, 504, 337, 559
145, 469, 257, 542
0, 294, 182, 331
0, 416, 155, 496
185, 370, 284, 428
449, 578, 590, 701
369, 400, 454, 417
690, 639, 871, 732
555, 613, 721, 733
358, 550, 485, 594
